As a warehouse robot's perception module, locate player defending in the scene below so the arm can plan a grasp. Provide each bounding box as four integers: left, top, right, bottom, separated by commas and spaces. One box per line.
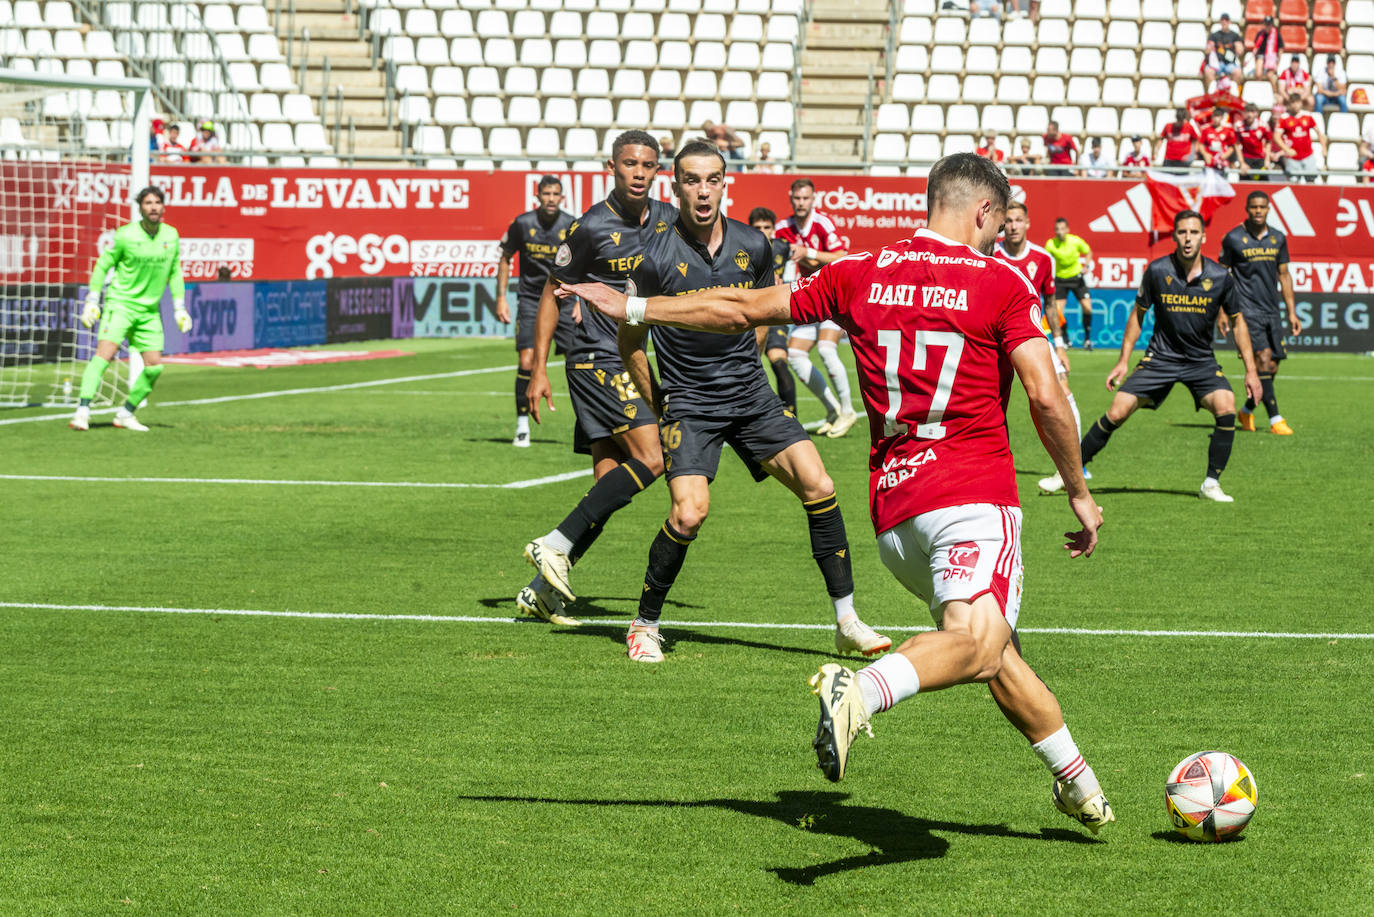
1045, 218, 1095, 350
747, 206, 798, 414
517, 131, 677, 625
1046, 211, 1263, 503
69, 186, 189, 432
1219, 191, 1301, 435
612, 141, 889, 663
565, 154, 1114, 835
776, 179, 859, 437
496, 175, 578, 447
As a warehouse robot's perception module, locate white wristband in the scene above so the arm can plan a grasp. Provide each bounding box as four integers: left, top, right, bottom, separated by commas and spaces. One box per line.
805, 247, 817, 260
625, 296, 647, 326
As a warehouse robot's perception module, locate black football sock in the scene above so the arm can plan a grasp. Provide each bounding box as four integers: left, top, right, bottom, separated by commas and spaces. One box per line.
515, 369, 531, 417
1243, 394, 1257, 412
1081, 308, 1093, 339
1080, 415, 1120, 466
635, 521, 695, 627
1259, 373, 1279, 419
554, 457, 658, 549
568, 522, 604, 565
805, 494, 855, 600
770, 357, 797, 414
1208, 413, 1236, 480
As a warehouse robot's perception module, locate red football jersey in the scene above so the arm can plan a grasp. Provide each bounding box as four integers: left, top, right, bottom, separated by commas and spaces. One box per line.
1278, 68, 1311, 98
1043, 132, 1078, 165
1161, 122, 1199, 160
789, 229, 1045, 531
1200, 124, 1238, 163
1235, 121, 1272, 159
775, 210, 845, 277
1278, 113, 1317, 159
993, 241, 1055, 305
976, 145, 1006, 163
1121, 152, 1151, 169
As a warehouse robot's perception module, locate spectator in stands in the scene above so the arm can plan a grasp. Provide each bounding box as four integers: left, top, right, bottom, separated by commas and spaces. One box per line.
1042, 121, 1078, 176
1278, 55, 1315, 111
1007, 137, 1042, 175
1314, 55, 1349, 115
190, 121, 226, 164
976, 133, 1005, 163
1120, 135, 1150, 176
659, 135, 677, 161
1203, 13, 1245, 91
755, 141, 778, 173
1081, 138, 1111, 178
1200, 106, 1239, 173
972, 0, 1002, 21
160, 124, 186, 163
149, 118, 165, 154
1276, 92, 1326, 182
1157, 108, 1200, 169
1236, 103, 1275, 181
1253, 16, 1284, 87
702, 120, 745, 171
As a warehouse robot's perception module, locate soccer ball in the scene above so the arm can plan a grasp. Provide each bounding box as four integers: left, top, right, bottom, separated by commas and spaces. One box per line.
1164, 751, 1258, 842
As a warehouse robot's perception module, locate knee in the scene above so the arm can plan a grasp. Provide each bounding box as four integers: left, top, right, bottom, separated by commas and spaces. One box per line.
670, 497, 709, 536
637, 449, 666, 478
1212, 392, 1236, 416
801, 475, 836, 503
966, 633, 1006, 683
787, 348, 811, 370
517, 351, 534, 371
816, 339, 837, 356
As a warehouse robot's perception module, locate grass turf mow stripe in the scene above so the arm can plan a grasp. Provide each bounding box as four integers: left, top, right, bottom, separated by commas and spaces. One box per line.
0, 469, 593, 489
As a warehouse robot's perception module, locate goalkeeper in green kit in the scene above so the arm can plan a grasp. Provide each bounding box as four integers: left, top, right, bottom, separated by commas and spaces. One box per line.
70, 186, 191, 432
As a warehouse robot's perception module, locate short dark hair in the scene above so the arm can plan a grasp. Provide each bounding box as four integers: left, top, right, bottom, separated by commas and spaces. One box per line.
1245, 102, 1259, 113
1246, 190, 1271, 206
1287, 91, 1303, 103
1054, 216, 1069, 226
135, 186, 165, 204
1005, 200, 1028, 216
790, 178, 815, 193
611, 129, 660, 161
537, 175, 562, 192
748, 206, 777, 225
927, 153, 1011, 215
1173, 209, 1204, 230
1175, 107, 1188, 120
673, 138, 727, 179
1047, 120, 1059, 129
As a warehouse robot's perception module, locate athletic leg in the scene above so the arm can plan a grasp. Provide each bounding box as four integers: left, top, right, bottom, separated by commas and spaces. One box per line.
815, 325, 855, 415
626, 475, 708, 661
786, 332, 841, 427
1200, 388, 1237, 500
514, 347, 534, 446
766, 345, 797, 415
1080, 390, 1141, 465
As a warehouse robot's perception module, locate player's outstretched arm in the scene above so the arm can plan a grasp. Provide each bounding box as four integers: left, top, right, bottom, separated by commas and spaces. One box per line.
526, 278, 561, 423
1107, 305, 1146, 391
1278, 263, 1301, 334
618, 322, 660, 416
559, 282, 792, 334
1012, 338, 1102, 558
1229, 312, 1264, 404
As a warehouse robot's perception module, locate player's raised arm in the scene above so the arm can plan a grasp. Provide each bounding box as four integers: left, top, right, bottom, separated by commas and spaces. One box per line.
561, 281, 793, 334
525, 277, 562, 421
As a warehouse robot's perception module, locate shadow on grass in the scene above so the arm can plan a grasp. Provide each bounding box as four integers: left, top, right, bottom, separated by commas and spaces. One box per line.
1150, 829, 1246, 845
1088, 486, 1199, 498
467, 436, 564, 445
475, 595, 702, 615
458, 790, 1101, 883
547, 623, 835, 659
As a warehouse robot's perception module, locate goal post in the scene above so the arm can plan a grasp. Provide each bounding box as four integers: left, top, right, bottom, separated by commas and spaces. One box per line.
0, 68, 152, 408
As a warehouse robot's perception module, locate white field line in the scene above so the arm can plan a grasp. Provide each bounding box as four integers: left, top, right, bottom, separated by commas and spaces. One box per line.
0, 363, 519, 427
1224, 374, 1374, 382
0, 468, 592, 490
1, 601, 1370, 640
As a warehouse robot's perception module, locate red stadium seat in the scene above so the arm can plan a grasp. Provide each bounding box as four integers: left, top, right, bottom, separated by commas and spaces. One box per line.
1245, 23, 1262, 45
1312, 0, 1342, 24
1311, 25, 1343, 51
1246, 0, 1275, 22
1280, 23, 1310, 50
1279, 0, 1309, 24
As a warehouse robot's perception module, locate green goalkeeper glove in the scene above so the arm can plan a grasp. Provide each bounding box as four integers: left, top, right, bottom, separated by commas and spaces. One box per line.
174, 303, 192, 333
80, 294, 101, 328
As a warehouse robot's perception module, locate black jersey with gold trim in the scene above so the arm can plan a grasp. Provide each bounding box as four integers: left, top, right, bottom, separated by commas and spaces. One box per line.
499, 208, 574, 306
1136, 254, 1239, 362
1219, 223, 1288, 317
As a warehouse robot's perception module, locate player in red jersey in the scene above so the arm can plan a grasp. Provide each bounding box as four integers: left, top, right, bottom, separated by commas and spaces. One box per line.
1042, 120, 1079, 175
1157, 108, 1200, 168
1276, 92, 1326, 182
561, 154, 1113, 835
1235, 103, 1274, 180
1120, 135, 1151, 176
775, 178, 860, 437
1199, 106, 1239, 172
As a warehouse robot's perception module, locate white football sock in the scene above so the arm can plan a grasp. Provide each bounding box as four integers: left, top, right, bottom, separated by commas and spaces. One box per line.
1269, 413, 1283, 424
516, 415, 530, 435
1031, 724, 1101, 802
543, 530, 574, 554
832, 592, 855, 624
788, 348, 840, 417
856, 652, 920, 715
816, 341, 854, 413
1066, 391, 1081, 439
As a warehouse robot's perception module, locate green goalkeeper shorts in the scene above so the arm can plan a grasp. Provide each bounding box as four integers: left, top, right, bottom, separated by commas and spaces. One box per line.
98, 304, 164, 353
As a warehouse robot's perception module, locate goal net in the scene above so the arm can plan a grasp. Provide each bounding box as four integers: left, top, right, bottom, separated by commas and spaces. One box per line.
0, 69, 152, 408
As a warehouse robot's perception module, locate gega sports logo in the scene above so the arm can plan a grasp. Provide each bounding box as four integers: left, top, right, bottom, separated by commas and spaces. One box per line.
304, 234, 500, 278
815, 186, 927, 213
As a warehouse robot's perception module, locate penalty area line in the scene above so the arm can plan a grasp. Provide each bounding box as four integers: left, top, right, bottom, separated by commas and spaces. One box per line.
0, 468, 593, 490
1, 602, 1371, 640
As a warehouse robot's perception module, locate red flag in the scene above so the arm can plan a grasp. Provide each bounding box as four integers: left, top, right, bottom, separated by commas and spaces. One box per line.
1145, 169, 1236, 241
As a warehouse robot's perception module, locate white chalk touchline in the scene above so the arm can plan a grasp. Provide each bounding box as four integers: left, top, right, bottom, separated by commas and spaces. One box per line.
0, 362, 520, 426
1, 601, 1369, 640
0, 468, 592, 490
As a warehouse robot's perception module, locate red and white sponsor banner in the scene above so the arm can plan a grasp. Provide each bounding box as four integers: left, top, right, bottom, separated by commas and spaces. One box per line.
6, 163, 1374, 293
160, 347, 412, 368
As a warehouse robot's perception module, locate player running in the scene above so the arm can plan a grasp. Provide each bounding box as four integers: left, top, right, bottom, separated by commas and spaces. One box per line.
1046, 210, 1263, 503
747, 206, 798, 415
1044, 217, 1095, 350
496, 175, 579, 447
517, 130, 676, 626
564, 153, 1113, 835
776, 179, 859, 437
612, 140, 889, 663
70, 186, 189, 432
1219, 191, 1301, 435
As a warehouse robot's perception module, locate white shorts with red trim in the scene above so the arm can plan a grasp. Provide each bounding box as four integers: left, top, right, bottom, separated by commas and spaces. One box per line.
875, 503, 1024, 629
787, 320, 844, 341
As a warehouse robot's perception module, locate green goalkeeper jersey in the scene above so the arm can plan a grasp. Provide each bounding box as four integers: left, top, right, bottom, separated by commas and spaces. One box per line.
89, 220, 186, 314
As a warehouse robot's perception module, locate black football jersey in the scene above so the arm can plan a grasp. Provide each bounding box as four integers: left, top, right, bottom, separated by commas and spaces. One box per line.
1219, 223, 1288, 317
500, 208, 574, 305
1136, 254, 1239, 362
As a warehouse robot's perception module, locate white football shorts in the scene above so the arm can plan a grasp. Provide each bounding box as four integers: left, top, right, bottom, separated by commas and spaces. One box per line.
876, 503, 1024, 630
788, 320, 843, 341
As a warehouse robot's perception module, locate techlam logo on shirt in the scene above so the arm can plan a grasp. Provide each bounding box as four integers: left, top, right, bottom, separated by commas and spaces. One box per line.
1086, 183, 1316, 237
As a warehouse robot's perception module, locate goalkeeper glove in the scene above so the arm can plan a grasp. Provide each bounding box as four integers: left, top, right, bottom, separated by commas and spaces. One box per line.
173, 302, 192, 333
80, 296, 101, 328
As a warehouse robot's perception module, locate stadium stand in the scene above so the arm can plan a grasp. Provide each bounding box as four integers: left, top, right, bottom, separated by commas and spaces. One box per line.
0, 0, 1369, 177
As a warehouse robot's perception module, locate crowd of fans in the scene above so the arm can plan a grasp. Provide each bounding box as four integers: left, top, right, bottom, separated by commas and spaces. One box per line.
149, 118, 225, 164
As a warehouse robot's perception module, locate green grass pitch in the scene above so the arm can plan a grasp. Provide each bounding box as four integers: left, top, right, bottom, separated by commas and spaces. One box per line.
2, 340, 1371, 915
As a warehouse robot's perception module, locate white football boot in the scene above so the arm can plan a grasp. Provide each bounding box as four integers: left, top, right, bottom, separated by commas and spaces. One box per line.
113, 409, 148, 432
523, 536, 575, 601
810, 663, 873, 782
1198, 479, 1234, 503
516, 585, 580, 626
625, 626, 664, 663
825, 409, 860, 439
69, 406, 90, 431
1053, 779, 1116, 835
834, 615, 891, 657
